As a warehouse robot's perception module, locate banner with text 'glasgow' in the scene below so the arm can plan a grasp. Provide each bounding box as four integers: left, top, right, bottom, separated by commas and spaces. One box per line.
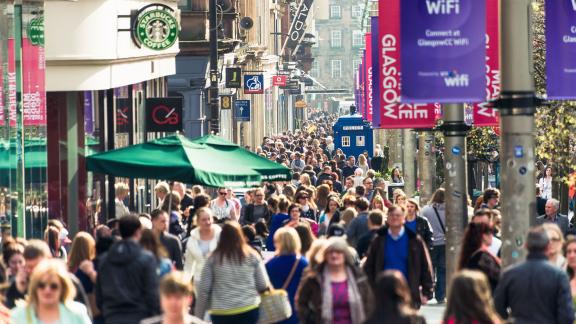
400, 0, 486, 103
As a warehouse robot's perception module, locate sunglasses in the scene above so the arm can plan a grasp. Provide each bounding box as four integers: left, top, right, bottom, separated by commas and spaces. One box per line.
38, 282, 60, 291
219, 192, 227, 196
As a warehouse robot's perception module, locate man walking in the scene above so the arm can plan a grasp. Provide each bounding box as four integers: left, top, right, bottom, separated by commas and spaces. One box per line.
420, 188, 446, 303
363, 205, 434, 309
151, 209, 183, 270
346, 198, 371, 248
97, 214, 161, 324
494, 226, 574, 323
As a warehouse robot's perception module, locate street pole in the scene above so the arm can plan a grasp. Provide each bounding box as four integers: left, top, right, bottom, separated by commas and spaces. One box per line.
418, 131, 436, 205
208, 0, 219, 134
442, 103, 468, 282
497, 0, 538, 266
403, 129, 416, 197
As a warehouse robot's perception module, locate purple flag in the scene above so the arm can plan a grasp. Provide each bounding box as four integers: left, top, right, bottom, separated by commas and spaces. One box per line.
400, 0, 486, 103
546, 0, 576, 99
371, 17, 380, 127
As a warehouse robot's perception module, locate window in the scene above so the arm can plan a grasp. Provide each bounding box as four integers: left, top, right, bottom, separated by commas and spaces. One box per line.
356, 136, 365, 146
342, 136, 350, 147
351, 5, 363, 18
310, 61, 320, 78
330, 30, 342, 48
330, 5, 342, 19
352, 30, 364, 47
353, 59, 361, 74
331, 60, 342, 79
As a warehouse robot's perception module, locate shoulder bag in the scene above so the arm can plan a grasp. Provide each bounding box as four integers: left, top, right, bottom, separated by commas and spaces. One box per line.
258, 257, 300, 324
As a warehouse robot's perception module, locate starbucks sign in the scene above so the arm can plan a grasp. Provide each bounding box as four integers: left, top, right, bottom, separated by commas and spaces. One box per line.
27, 16, 44, 46
132, 4, 178, 51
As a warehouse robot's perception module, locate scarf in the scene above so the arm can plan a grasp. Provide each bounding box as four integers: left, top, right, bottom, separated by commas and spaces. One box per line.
321, 266, 366, 324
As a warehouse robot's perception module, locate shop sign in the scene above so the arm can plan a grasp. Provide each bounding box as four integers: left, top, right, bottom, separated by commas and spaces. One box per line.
234, 100, 251, 121
295, 100, 307, 108
284, 0, 314, 52
133, 4, 178, 51
145, 97, 183, 132
221, 95, 232, 109
116, 98, 132, 133
272, 75, 287, 86
27, 16, 44, 46
225, 68, 242, 88
243, 74, 264, 94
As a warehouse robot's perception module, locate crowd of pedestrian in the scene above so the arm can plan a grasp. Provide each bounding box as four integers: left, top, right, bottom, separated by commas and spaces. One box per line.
0, 110, 575, 324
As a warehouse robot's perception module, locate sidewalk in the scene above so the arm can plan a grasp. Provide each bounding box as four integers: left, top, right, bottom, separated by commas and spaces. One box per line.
420, 299, 446, 324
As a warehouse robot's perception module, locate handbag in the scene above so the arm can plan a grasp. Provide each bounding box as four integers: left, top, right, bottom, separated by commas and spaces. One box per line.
258, 257, 300, 324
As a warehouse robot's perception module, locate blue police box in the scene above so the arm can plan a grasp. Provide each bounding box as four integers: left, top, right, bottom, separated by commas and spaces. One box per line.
333, 106, 373, 158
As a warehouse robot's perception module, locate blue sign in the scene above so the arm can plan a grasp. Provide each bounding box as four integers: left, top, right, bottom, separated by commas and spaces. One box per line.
234, 100, 251, 121
514, 145, 524, 158
451, 145, 462, 155
243, 74, 264, 94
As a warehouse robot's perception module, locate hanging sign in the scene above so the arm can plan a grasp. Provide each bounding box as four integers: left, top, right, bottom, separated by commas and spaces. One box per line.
283, 0, 315, 53
473, 0, 500, 126
221, 95, 232, 109
371, 17, 380, 127
365, 33, 373, 122
234, 100, 251, 121
378, 0, 437, 129
243, 74, 264, 94
545, 0, 576, 99
225, 67, 241, 88
116, 98, 132, 133
22, 38, 47, 126
145, 97, 183, 132
272, 75, 288, 86
400, 0, 486, 103
132, 3, 178, 51
360, 55, 366, 119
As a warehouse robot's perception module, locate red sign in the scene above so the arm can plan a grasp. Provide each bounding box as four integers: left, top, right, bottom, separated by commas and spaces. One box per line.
377, 0, 436, 129
272, 75, 287, 87
365, 33, 373, 122
22, 38, 47, 126
473, 0, 500, 127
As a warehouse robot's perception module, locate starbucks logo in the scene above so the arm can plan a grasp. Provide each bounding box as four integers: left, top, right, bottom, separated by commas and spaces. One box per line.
135, 8, 177, 50
27, 16, 44, 46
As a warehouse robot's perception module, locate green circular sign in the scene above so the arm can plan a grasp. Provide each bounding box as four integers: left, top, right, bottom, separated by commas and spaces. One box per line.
136, 9, 178, 51
27, 16, 44, 46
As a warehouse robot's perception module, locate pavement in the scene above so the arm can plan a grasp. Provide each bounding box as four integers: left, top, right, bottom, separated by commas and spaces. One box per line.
420, 299, 446, 324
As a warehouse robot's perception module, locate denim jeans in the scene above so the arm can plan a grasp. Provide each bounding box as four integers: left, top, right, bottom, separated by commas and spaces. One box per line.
430, 245, 446, 302
211, 308, 260, 324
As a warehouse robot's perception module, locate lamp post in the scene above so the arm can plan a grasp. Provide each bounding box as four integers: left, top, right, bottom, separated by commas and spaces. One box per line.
209, 0, 219, 134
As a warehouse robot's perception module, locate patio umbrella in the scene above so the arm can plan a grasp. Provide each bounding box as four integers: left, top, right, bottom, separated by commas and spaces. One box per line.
86, 134, 291, 187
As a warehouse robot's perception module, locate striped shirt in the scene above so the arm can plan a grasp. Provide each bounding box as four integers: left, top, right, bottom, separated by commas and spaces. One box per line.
195, 252, 269, 317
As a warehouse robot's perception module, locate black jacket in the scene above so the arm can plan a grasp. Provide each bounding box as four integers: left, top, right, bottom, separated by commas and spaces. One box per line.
96, 240, 160, 324
160, 232, 183, 270
494, 253, 575, 324
242, 203, 272, 224
410, 216, 434, 251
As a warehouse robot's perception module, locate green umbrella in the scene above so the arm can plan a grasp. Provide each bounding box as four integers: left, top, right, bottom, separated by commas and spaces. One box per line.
86, 134, 291, 187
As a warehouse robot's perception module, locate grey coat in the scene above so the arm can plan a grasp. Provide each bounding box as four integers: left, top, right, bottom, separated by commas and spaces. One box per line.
535, 213, 569, 236
494, 253, 575, 324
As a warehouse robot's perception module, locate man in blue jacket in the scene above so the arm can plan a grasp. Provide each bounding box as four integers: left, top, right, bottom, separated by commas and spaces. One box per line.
494, 226, 575, 324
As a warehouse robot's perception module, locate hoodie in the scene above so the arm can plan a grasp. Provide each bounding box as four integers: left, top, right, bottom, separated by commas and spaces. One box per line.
96, 239, 160, 324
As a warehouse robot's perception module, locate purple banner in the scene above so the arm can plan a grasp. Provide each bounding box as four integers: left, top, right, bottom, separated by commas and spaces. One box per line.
371, 17, 380, 127
400, 0, 486, 103
546, 0, 576, 99
84, 91, 94, 135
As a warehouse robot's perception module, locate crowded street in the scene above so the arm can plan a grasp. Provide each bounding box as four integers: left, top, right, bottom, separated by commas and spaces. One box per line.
2, 0, 576, 323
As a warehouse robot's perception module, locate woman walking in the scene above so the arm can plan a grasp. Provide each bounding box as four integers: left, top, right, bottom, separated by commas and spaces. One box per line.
458, 223, 501, 292
318, 196, 341, 236
184, 207, 221, 285
265, 227, 309, 324
195, 222, 269, 323
296, 237, 373, 324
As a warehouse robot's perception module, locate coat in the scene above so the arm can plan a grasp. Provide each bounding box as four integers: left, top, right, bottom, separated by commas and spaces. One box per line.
363, 226, 434, 309
183, 225, 221, 284
295, 265, 374, 324
494, 253, 575, 324
10, 302, 91, 324
535, 213, 570, 236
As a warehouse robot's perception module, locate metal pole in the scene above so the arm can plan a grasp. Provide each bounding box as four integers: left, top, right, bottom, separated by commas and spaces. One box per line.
442, 103, 468, 282
403, 129, 416, 197
208, 0, 219, 134
418, 131, 435, 205
497, 0, 537, 267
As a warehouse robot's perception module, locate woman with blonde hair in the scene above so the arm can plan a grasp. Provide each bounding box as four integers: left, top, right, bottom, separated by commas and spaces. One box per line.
393, 189, 408, 208
299, 173, 312, 187
358, 154, 369, 175
543, 223, 566, 268
184, 207, 221, 285
68, 232, 98, 316
265, 227, 309, 324
370, 194, 387, 212
10, 259, 91, 323
443, 270, 501, 324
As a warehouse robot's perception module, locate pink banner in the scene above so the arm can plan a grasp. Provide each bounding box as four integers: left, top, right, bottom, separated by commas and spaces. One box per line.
7, 39, 16, 127
22, 38, 46, 126
377, 0, 436, 129
473, 0, 500, 127
365, 33, 373, 122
